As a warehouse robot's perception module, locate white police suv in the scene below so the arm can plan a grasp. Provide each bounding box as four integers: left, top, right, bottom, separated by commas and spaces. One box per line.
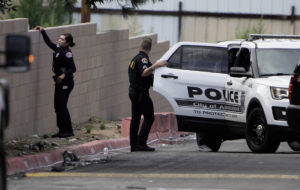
154, 34, 300, 153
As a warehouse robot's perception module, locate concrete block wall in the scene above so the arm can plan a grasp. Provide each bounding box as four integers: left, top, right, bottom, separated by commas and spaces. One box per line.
0, 18, 172, 139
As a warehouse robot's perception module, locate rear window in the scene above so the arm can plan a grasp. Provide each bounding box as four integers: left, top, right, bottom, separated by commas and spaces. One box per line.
168, 45, 228, 73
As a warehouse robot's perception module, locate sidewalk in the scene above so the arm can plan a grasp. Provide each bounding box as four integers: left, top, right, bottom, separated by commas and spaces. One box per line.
6, 112, 187, 175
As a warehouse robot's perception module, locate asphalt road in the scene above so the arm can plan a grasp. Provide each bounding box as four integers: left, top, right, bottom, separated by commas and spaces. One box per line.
7, 137, 300, 190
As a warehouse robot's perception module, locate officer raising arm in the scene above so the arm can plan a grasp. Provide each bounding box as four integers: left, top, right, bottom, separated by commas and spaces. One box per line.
34, 26, 77, 138
128, 37, 167, 152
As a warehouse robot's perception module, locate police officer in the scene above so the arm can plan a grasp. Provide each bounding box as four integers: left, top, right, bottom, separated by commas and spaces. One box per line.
35, 26, 76, 138
128, 38, 168, 151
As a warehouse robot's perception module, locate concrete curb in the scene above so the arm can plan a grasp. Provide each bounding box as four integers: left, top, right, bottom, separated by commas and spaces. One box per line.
6, 112, 186, 175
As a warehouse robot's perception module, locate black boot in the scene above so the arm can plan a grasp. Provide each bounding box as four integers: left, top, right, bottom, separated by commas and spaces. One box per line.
130, 146, 136, 152
135, 145, 155, 151
51, 132, 61, 138
58, 131, 74, 138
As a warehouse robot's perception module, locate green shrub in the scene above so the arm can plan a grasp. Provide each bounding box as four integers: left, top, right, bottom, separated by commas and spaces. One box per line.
235, 15, 266, 39
98, 118, 102, 123
8, 0, 74, 29
85, 124, 93, 133
100, 124, 106, 130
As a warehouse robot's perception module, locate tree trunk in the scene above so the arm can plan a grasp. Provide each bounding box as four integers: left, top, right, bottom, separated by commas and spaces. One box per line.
81, 0, 91, 23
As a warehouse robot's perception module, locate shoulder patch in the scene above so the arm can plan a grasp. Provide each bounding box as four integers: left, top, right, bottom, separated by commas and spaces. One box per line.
141, 58, 148, 64
66, 52, 73, 58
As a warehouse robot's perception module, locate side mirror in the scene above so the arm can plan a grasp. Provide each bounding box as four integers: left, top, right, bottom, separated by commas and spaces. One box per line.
5, 35, 32, 72
230, 67, 252, 77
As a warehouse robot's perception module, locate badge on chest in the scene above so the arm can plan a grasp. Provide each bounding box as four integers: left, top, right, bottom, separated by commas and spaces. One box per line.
56, 53, 59, 58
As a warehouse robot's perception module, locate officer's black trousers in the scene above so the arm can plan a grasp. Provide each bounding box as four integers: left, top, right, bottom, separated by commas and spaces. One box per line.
54, 79, 74, 133
129, 90, 155, 147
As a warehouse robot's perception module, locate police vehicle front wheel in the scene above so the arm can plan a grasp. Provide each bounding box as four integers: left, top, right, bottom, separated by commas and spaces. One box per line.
196, 133, 222, 152
246, 108, 280, 153
287, 141, 300, 151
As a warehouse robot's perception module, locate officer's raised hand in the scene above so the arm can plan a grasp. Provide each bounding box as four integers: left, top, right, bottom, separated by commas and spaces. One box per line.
34, 26, 44, 31
141, 60, 168, 77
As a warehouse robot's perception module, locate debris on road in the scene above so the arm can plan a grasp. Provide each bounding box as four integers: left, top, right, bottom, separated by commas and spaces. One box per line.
62, 150, 80, 162
4, 118, 122, 157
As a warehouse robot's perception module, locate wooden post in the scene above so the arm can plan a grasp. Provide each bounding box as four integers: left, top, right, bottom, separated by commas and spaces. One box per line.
81, 0, 91, 23
178, 2, 182, 42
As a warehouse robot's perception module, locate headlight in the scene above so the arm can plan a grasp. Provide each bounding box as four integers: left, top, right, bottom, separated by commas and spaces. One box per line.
270, 87, 289, 100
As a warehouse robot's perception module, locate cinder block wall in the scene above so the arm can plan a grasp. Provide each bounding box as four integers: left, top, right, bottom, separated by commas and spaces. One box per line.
0, 18, 173, 139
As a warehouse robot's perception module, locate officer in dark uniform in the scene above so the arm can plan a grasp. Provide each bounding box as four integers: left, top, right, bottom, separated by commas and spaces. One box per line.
128, 37, 168, 151
35, 26, 76, 138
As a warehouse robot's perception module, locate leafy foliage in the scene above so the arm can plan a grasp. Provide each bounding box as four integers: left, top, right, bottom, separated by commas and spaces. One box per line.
65, 0, 77, 24
100, 123, 106, 130
85, 0, 163, 9
1, 0, 163, 17
129, 13, 144, 36
8, 0, 74, 29
235, 16, 266, 39
85, 124, 93, 133
0, 0, 17, 14
88, 0, 163, 18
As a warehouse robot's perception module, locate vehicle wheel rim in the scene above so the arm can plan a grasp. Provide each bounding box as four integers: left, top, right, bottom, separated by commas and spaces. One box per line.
250, 116, 266, 146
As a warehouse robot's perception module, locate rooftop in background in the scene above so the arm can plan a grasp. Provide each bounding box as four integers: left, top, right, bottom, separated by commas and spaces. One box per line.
76, 0, 300, 16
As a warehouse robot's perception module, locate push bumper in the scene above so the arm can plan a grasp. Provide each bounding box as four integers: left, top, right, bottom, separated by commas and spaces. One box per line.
268, 124, 299, 141
286, 105, 300, 134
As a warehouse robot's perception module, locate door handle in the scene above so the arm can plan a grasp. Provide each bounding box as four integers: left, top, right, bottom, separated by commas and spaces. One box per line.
161, 74, 178, 79
227, 81, 233, 85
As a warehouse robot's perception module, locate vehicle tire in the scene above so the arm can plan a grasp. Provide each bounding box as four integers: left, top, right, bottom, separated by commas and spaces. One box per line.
196, 132, 222, 152
0, 137, 6, 190
288, 141, 300, 151
246, 108, 280, 153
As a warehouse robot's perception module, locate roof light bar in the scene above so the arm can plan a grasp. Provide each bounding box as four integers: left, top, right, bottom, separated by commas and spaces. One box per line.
249, 34, 300, 40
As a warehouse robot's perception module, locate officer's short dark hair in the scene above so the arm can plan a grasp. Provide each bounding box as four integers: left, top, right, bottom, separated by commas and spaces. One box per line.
141, 38, 152, 51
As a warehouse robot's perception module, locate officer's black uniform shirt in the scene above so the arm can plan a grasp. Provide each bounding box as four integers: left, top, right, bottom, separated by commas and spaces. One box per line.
41, 30, 76, 80
129, 51, 153, 90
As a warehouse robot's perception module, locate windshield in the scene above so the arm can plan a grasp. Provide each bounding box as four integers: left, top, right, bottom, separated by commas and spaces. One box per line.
256, 49, 300, 76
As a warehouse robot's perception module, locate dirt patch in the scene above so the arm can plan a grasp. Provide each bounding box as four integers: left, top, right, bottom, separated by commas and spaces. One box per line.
4, 117, 123, 157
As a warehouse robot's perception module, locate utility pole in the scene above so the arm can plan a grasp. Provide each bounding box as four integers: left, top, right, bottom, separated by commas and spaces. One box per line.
81, 0, 91, 23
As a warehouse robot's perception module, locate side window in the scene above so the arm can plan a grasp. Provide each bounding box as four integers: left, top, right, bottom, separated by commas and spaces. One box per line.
168, 47, 182, 69
235, 48, 251, 72
168, 46, 228, 73
182, 46, 227, 73
228, 47, 240, 70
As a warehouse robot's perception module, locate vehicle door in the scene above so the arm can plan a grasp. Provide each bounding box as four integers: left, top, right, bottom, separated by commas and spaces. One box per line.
154, 43, 229, 123
225, 45, 254, 124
